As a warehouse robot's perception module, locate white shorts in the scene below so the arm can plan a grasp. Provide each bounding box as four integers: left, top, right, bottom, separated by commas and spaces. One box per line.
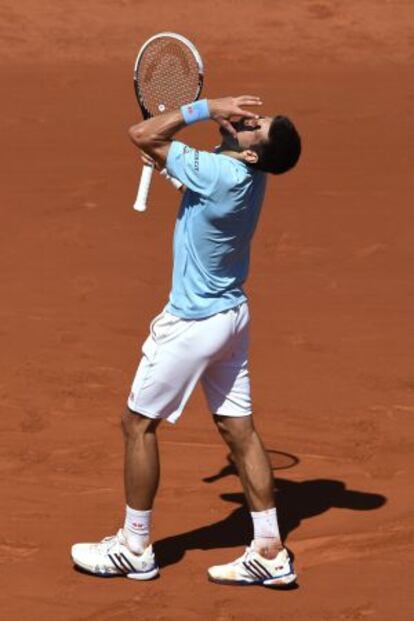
127, 302, 252, 424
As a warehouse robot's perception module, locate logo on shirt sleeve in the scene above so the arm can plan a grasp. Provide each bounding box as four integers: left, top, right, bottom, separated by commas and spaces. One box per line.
193, 150, 200, 173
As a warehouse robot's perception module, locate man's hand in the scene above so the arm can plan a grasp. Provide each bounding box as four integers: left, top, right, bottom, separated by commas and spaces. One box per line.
208, 96, 262, 136
139, 148, 185, 193
139, 150, 161, 170
129, 95, 262, 168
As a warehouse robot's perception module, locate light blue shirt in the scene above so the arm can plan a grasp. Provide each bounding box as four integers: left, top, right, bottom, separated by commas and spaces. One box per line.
165, 140, 267, 319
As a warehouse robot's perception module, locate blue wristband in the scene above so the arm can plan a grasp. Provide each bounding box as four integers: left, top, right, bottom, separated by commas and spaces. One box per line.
180, 99, 210, 125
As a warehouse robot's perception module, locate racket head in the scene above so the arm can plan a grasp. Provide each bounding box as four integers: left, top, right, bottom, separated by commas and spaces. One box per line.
133, 32, 204, 119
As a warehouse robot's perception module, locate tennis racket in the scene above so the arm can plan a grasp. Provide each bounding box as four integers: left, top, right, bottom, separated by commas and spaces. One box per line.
132, 32, 204, 212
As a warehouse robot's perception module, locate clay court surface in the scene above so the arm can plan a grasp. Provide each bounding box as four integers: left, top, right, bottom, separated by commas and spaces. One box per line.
1, 1, 413, 619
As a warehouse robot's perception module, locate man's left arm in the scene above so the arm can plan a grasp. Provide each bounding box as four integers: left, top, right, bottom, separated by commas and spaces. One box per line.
128, 110, 185, 169
128, 96, 262, 169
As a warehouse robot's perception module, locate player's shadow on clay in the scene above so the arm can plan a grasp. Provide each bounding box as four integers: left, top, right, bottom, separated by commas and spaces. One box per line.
154, 451, 386, 569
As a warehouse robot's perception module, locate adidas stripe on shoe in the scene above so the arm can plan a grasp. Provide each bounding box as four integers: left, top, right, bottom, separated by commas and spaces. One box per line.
207, 542, 297, 587
71, 529, 159, 580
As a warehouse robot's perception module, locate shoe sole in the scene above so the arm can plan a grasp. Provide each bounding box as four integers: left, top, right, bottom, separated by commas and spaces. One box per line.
127, 568, 159, 581
72, 558, 159, 581
208, 572, 297, 588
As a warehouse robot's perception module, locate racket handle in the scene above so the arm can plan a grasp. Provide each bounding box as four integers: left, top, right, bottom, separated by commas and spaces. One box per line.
133, 163, 154, 212
160, 168, 183, 191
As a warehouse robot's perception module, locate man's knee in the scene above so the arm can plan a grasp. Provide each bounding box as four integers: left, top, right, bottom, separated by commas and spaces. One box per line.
122, 407, 161, 438
214, 415, 255, 450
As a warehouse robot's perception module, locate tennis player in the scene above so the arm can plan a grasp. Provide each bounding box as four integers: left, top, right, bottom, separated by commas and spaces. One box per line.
71, 96, 301, 587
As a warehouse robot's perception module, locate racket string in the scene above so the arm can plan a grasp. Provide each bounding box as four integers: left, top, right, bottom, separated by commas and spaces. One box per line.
136, 37, 201, 116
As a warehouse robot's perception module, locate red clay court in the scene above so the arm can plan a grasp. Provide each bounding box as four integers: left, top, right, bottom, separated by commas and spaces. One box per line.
1, 1, 413, 619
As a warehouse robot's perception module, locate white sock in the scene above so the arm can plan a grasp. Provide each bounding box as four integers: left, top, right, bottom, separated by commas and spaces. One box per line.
250, 507, 282, 552
123, 505, 151, 554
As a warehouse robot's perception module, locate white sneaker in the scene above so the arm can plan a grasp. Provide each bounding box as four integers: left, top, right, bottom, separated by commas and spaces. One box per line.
207, 542, 297, 587
71, 529, 159, 580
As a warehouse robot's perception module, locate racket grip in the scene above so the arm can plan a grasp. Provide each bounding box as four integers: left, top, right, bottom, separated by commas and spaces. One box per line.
133, 163, 154, 212
160, 168, 183, 191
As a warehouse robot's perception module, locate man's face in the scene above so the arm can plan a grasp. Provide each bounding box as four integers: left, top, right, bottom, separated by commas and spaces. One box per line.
219, 116, 273, 153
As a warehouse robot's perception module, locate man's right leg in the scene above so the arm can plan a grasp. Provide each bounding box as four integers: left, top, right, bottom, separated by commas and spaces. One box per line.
206, 415, 297, 587
213, 414, 282, 558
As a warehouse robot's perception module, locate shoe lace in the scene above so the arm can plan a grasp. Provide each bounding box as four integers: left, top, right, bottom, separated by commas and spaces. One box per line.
232, 544, 254, 566
99, 530, 123, 552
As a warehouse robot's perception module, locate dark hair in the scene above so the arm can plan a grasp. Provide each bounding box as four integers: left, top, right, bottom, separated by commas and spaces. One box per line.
251, 115, 301, 175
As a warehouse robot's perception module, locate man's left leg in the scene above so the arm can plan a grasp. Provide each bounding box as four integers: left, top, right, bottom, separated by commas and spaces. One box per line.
70, 408, 161, 580
121, 409, 162, 553
71, 306, 221, 579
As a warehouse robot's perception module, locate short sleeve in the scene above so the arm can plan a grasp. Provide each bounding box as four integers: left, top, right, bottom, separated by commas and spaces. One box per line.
166, 141, 220, 196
